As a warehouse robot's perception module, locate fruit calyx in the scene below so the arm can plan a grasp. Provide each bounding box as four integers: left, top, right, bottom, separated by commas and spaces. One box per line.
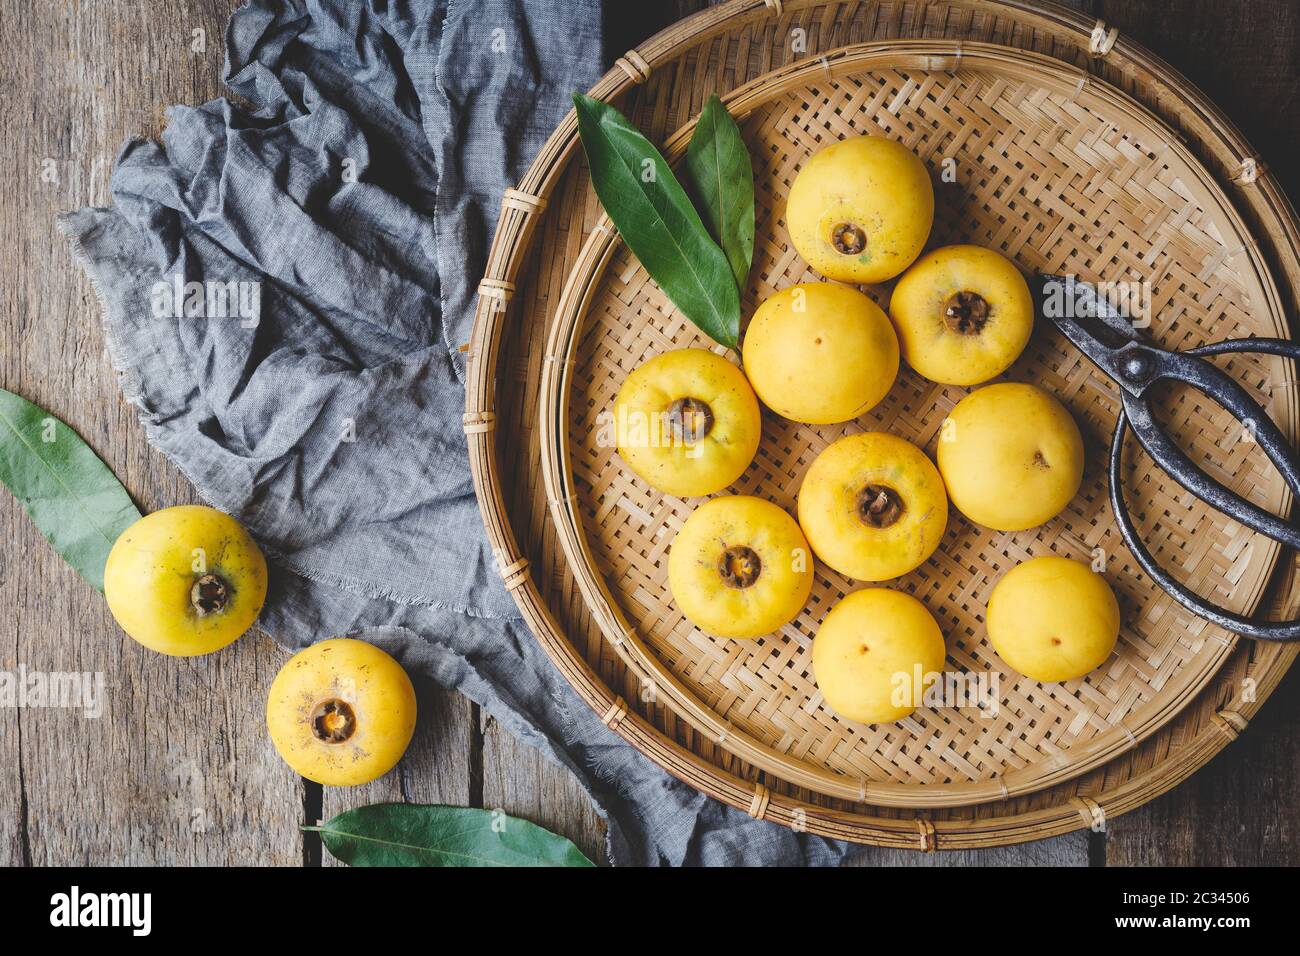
665, 397, 715, 444
310, 698, 357, 744
190, 574, 230, 616
856, 484, 904, 528
831, 222, 867, 256
943, 291, 991, 335
718, 545, 762, 589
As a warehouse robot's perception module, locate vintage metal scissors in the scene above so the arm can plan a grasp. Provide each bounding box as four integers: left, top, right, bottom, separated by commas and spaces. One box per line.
1035, 274, 1300, 641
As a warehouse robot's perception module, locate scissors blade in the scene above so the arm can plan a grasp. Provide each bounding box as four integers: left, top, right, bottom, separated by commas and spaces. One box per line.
1035, 273, 1142, 346
1035, 274, 1155, 395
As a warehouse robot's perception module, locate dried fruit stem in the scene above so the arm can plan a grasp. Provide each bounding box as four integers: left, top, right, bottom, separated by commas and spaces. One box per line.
718, 545, 762, 589
190, 574, 230, 616
831, 222, 867, 255
856, 484, 904, 528
311, 699, 357, 743
665, 397, 715, 444
943, 291, 991, 335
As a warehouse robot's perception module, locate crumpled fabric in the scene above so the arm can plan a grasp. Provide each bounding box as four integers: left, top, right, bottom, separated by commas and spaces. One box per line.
60, 0, 856, 866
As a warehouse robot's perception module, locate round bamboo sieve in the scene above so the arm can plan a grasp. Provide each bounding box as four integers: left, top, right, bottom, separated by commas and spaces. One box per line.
466, 0, 1300, 846
538, 41, 1296, 808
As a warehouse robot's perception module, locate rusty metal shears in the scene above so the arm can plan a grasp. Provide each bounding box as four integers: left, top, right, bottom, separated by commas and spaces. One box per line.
1035, 274, 1300, 641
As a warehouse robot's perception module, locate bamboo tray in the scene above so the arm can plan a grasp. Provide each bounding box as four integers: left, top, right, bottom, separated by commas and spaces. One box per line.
538, 40, 1296, 809
467, 0, 1300, 846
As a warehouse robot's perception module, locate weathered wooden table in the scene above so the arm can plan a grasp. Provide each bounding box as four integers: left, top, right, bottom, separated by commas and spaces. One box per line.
2, 0, 1296, 867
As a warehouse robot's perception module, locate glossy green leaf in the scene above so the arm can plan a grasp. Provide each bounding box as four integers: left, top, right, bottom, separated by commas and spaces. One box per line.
0, 388, 140, 592
683, 94, 755, 294
305, 803, 596, 867
573, 93, 740, 348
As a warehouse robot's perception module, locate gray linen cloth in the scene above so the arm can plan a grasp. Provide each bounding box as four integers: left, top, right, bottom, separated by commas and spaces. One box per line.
60, 0, 854, 866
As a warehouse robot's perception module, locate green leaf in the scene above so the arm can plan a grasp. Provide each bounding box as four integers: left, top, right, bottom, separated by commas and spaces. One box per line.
683, 94, 755, 294
573, 93, 740, 349
305, 804, 596, 867
0, 388, 140, 592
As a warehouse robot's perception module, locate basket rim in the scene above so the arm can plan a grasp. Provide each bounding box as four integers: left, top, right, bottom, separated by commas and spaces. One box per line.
537, 39, 1296, 808
465, 0, 1300, 847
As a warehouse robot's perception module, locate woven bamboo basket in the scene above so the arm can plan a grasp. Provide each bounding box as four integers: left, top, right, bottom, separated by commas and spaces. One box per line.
538, 39, 1296, 809
467, 0, 1300, 846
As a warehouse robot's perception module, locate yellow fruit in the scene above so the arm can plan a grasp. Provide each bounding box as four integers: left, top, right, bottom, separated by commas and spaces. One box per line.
937, 383, 1084, 531
798, 432, 947, 581
889, 244, 1033, 386
266, 638, 417, 786
614, 349, 761, 497
987, 557, 1119, 681
667, 495, 814, 639
813, 588, 946, 724
104, 505, 267, 657
786, 135, 934, 284
742, 283, 899, 424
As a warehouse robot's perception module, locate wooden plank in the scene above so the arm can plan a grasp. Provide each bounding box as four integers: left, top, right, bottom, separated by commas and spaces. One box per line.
0, 0, 302, 865
317, 681, 476, 867
481, 709, 609, 866
1096, 0, 1300, 203
1107, 665, 1300, 865
847, 832, 1092, 866
13, 631, 303, 866
3, 0, 1297, 869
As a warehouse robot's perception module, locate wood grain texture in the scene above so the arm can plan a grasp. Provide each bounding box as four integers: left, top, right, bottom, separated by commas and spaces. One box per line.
0, 0, 606, 868
1091, 0, 1300, 202
0, 0, 306, 866
480, 710, 609, 866
846, 831, 1092, 866
1106, 660, 1300, 865
0, 0, 1295, 867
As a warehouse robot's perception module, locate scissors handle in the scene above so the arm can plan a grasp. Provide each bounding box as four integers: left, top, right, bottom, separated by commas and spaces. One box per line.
1111, 337, 1300, 641
1124, 338, 1300, 548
